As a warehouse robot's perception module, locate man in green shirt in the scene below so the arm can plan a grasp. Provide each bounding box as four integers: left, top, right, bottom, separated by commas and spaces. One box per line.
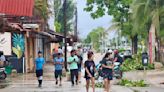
68, 50, 79, 86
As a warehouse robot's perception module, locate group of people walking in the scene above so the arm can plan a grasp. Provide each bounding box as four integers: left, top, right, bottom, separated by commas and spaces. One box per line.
34, 46, 121, 92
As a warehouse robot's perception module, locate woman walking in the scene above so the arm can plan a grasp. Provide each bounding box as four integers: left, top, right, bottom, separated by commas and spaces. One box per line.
101, 53, 114, 92
84, 51, 96, 92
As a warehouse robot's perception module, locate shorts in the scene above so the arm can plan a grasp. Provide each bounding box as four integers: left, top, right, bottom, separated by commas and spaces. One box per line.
55, 70, 62, 78
84, 73, 95, 80
36, 69, 43, 77
102, 70, 113, 80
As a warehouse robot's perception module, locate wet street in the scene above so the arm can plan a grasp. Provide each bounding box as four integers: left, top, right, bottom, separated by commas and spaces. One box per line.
0, 53, 105, 92
0, 53, 164, 92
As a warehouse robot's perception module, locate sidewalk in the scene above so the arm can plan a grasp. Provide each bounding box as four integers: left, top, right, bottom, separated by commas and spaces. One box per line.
1, 53, 164, 92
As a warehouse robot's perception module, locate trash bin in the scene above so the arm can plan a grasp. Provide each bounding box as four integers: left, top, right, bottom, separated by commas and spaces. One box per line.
142, 52, 148, 66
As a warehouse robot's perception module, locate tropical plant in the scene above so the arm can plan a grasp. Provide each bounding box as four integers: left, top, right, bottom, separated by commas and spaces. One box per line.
84, 0, 141, 54
12, 33, 25, 59
34, 0, 50, 20
118, 79, 148, 87
131, 0, 164, 62
55, 0, 75, 33
84, 27, 107, 51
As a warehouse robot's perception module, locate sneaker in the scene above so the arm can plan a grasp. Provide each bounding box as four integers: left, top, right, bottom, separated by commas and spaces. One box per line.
59, 84, 62, 86
38, 84, 42, 88
56, 81, 58, 85
76, 82, 78, 85
72, 84, 74, 87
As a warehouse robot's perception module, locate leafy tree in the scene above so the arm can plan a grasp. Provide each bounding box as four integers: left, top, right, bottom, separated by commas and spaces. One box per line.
35, 0, 50, 20
55, 0, 75, 33
85, 27, 107, 51
84, 0, 140, 54
131, 0, 164, 62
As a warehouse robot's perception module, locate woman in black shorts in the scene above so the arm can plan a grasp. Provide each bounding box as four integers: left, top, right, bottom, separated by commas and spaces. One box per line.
101, 52, 114, 92
84, 51, 96, 92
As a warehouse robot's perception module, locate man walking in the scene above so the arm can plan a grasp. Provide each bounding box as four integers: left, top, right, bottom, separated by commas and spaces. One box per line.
68, 50, 79, 86
35, 51, 45, 87
54, 53, 64, 86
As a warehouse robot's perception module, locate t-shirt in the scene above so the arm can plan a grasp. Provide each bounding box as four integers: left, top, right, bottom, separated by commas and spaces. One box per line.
68, 55, 79, 70
101, 58, 113, 72
35, 57, 45, 70
54, 57, 64, 70
84, 60, 95, 77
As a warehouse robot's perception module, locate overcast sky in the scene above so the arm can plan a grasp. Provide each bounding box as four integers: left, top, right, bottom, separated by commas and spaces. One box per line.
77, 0, 113, 38
48, 0, 114, 39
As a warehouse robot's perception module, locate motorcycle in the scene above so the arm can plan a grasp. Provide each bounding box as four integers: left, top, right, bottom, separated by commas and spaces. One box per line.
113, 62, 123, 79
0, 67, 7, 80
95, 62, 123, 80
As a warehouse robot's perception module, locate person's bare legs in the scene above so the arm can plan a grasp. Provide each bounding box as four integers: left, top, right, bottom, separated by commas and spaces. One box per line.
104, 78, 108, 92
91, 77, 95, 92
107, 80, 110, 92
78, 72, 81, 83
86, 79, 90, 92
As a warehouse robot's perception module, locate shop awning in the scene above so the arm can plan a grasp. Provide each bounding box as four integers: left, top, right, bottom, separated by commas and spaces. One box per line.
0, 0, 34, 17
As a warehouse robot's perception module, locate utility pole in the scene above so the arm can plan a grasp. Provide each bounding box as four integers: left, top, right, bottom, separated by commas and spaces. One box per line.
63, 0, 68, 71
74, 2, 78, 41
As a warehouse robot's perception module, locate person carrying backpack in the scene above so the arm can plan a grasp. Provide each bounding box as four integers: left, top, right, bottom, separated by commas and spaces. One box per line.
114, 50, 123, 64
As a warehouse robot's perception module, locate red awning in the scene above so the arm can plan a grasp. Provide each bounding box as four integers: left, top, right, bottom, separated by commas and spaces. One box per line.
0, 0, 34, 17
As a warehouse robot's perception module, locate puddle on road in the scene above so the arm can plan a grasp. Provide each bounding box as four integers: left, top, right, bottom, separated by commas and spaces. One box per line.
0, 80, 10, 89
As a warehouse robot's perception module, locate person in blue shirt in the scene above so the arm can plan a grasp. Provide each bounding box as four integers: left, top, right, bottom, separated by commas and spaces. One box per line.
54, 53, 64, 86
35, 51, 45, 87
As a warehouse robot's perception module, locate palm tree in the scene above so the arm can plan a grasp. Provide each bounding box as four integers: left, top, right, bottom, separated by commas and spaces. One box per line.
34, 0, 51, 30
131, 0, 164, 62
34, 0, 50, 20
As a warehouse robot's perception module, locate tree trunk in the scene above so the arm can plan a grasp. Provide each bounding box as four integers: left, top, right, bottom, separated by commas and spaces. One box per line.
131, 35, 138, 54
149, 23, 156, 64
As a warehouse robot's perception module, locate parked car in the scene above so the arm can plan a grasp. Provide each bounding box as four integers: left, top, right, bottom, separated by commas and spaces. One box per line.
123, 50, 132, 59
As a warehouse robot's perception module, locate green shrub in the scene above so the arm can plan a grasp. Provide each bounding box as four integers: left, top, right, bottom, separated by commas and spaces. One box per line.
121, 56, 154, 72
118, 79, 148, 87
94, 82, 104, 88
90, 82, 104, 88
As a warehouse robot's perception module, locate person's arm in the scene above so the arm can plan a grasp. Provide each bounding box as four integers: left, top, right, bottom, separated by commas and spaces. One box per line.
61, 58, 64, 65
101, 60, 114, 69
43, 58, 45, 69
84, 62, 92, 77
54, 58, 57, 65
75, 56, 79, 63
67, 57, 72, 64
113, 55, 118, 62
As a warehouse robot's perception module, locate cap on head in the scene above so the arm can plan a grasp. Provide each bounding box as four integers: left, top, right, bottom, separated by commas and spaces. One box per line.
108, 49, 113, 53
